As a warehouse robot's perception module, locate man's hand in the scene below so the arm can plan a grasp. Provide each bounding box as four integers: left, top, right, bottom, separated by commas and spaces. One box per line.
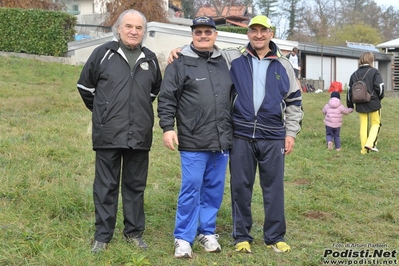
284, 136, 295, 154
168, 48, 182, 64
163, 130, 179, 151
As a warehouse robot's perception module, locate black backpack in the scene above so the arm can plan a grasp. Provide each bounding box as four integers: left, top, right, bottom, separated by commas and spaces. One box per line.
351, 68, 372, 103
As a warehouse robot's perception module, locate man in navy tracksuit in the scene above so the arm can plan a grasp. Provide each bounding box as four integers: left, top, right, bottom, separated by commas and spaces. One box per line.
228, 15, 303, 253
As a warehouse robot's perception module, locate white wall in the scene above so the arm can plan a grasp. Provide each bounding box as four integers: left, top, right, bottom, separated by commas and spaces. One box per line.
336, 58, 358, 89
79, 0, 93, 15
305, 55, 333, 90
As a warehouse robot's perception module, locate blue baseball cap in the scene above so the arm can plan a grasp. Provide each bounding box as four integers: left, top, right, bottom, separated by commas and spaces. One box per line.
191, 16, 216, 29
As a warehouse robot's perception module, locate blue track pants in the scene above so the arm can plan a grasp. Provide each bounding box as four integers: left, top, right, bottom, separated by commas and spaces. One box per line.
174, 151, 229, 245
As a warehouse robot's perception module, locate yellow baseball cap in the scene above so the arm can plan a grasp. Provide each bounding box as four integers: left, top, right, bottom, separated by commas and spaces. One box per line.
248, 15, 273, 28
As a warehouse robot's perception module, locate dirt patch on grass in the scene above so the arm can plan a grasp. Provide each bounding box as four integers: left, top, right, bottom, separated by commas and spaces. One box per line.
287, 179, 312, 185
303, 210, 333, 220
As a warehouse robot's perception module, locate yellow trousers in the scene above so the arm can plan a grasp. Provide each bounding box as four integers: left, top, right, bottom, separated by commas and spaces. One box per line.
359, 110, 381, 154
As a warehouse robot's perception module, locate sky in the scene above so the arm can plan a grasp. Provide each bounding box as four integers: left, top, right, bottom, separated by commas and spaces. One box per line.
374, 0, 399, 9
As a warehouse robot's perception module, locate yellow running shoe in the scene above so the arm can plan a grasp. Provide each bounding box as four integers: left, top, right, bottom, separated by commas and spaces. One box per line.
267, 242, 291, 253
235, 241, 251, 253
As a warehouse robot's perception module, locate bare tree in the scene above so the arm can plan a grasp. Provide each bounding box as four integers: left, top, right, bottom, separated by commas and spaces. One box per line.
268, 0, 398, 43
210, 0, 231, 16
337, 0, 375, 25
379, 6, 399, 41
96, 0, 168, 27
197, 0, 250, 16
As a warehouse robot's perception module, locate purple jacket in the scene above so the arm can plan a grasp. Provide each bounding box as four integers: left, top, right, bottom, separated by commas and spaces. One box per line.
322, 98, 353, 128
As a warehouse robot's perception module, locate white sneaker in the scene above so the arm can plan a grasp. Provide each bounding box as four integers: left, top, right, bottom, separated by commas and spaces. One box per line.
365, 146, 379, 152
174, 239, 192, 258
197, 234, 221, 252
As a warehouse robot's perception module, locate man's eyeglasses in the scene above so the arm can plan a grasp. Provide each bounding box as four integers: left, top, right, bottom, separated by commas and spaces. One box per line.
193, 29, 215, 36
248, 28, 272, 35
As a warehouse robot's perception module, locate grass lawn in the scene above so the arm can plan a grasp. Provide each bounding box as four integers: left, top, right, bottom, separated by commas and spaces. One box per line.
0, 56, 398, 265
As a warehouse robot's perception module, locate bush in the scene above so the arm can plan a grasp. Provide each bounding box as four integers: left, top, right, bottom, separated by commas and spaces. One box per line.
216, 26, 248, 35
217, 25, 278, 36
0, 8, 76, 56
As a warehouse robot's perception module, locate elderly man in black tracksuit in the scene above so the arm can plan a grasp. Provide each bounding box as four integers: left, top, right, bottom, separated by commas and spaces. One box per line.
77, 9, 162, 253
157, 16, 233, 259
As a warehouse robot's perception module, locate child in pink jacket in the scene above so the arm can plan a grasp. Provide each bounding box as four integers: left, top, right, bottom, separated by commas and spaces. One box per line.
322, 92, 353, 150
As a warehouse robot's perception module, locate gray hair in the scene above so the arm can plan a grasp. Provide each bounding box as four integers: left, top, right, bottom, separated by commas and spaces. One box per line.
112, 9, 148, 44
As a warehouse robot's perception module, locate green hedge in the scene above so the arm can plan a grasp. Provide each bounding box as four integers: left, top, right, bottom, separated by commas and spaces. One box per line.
0, 8, 76, 56
216, 25, 277, 36
216, 26, 248, 34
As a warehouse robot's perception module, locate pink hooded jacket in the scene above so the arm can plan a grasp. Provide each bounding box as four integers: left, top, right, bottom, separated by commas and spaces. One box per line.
322, 97, 353, 128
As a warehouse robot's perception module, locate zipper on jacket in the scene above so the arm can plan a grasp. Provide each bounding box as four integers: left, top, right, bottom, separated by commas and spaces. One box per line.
127, 59, 141, 128
231, 93, 238, 113
246, 55, 253, 74
252, 116, 258, 139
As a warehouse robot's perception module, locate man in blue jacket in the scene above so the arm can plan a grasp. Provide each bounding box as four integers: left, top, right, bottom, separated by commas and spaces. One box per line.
77, 9, 162, 253
228, 15, 303, 254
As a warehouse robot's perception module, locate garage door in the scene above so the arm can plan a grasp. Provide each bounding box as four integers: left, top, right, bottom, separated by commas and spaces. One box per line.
305, 55, 332, 90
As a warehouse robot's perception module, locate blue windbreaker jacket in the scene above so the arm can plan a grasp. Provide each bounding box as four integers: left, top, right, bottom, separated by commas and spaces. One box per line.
228, 41, 303, 140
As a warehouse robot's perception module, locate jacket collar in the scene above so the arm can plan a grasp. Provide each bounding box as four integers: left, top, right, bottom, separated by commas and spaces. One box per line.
105, 38, 156, 61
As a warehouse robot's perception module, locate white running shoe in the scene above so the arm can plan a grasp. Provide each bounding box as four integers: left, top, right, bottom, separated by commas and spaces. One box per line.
365, 146, 379, 152
197, 234, 221, 252
174, 239, 192, 258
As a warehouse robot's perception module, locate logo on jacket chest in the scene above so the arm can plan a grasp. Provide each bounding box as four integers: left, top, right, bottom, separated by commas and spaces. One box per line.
140, 62, 149, 70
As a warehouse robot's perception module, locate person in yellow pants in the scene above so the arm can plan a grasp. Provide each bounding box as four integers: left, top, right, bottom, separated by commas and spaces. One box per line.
347, 51, 384, 154
359, 111, 381, 154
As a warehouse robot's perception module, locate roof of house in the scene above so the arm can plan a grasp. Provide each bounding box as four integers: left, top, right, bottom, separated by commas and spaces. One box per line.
299, 42, 391, 61
225, 19, 248, 27
196, 6, 249, 27
376, 38, 399, 49
346, 41, 380, 52
169, 3, 182, 12
196, 6, 247, 17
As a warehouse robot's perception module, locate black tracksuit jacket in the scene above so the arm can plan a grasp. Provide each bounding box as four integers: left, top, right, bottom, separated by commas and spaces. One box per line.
77, 39, 162, 150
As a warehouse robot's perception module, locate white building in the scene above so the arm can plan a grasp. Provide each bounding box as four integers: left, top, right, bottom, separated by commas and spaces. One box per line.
65, 0, 169, 15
